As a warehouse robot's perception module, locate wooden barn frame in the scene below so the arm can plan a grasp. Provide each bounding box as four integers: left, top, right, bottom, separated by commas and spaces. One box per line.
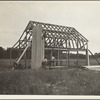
10, 21, 89, 69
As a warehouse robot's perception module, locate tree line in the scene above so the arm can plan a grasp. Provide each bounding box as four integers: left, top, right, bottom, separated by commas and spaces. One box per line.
0, 47, 17, 59
0, 46, 100, 59
0, 46, 31, 59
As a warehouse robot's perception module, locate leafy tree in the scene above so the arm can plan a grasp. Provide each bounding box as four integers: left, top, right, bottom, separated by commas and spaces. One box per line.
0, 47, 5, 59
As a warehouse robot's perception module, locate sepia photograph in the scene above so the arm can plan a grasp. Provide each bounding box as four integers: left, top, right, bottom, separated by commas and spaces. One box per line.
0, 1, 100, 97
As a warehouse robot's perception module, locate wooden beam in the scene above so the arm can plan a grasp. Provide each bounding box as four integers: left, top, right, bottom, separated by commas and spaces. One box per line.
45, 48, 87, 51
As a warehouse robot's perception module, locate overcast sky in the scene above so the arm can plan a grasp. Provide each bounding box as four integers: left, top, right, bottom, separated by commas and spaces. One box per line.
0, 1, 100, 53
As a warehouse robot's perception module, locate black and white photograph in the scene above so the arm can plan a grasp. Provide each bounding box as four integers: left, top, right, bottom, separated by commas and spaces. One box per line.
0, 1, 100, 97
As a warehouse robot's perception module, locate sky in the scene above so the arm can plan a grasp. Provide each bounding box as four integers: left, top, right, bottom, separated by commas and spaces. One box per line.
0, 1, 100, 54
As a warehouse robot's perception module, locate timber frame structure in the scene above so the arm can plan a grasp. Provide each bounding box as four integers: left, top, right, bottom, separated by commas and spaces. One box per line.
10, 21, 89, 69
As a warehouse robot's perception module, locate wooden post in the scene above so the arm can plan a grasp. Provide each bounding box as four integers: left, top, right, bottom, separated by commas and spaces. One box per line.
50, 50, 52, 66
66, 40, 68, 67
31, 25, 44, 69
66, 50, 68, 67
68, 50, 70, 67
51, 49, 53, 60
60, 50, 62, 66
77, 37, 79, 66
86, 43, 89, 66
58, 50, 59, 66
77, 50, 79, 66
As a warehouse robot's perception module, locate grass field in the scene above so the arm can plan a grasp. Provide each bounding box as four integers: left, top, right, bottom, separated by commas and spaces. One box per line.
0, 68, 100, 94
0, 59, 100, 95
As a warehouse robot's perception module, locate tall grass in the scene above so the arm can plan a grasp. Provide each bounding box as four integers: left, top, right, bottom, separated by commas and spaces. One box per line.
0, 68, 100, 95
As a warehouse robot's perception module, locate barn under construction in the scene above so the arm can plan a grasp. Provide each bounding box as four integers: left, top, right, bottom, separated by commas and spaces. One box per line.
10, 21, 90, 69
